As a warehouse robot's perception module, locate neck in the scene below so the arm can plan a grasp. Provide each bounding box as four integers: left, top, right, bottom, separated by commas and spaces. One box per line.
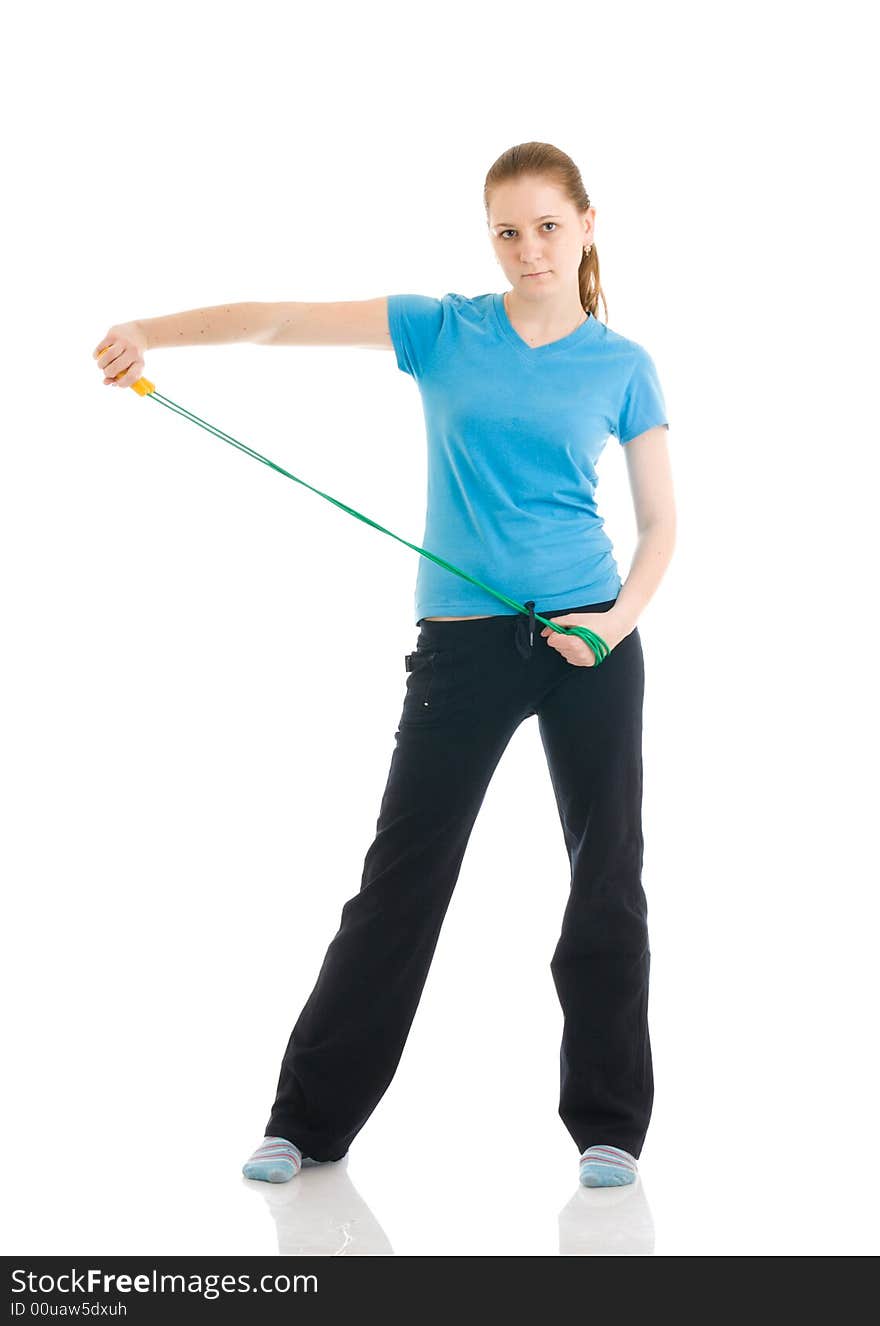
504, 289, 587, 334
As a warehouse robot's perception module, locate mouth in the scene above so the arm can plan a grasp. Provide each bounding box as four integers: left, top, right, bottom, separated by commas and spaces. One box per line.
523, 271, 550, 278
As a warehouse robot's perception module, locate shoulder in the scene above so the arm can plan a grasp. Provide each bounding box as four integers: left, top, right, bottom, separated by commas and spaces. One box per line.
396, 291, 495, 343
386, 290, 491, 331
437, 291, 495, 327
387, 291, 489, 377
593, 320, 655, 370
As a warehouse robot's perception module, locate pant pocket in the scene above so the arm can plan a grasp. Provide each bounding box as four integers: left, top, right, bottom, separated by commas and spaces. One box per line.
401, 647, 458, 725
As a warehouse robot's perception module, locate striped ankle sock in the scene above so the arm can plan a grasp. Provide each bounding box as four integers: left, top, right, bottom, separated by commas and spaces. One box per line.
579, 1144, 638, 1187
242, 1136, 302, 1183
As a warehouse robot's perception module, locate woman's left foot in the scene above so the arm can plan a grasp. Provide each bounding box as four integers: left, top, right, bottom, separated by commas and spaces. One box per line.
579, 1144, 638, 1187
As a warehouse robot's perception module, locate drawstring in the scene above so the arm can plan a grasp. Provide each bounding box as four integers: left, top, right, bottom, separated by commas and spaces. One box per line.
514, 600, 537, 662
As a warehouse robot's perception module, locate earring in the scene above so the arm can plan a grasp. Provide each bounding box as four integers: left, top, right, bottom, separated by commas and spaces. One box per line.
583, 245, 592, 255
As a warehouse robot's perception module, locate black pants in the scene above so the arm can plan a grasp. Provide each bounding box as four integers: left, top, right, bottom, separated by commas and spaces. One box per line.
265, 598, 653, 1159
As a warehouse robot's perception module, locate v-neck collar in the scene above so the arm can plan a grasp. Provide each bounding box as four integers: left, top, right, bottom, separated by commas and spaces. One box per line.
491, 290, 600, 360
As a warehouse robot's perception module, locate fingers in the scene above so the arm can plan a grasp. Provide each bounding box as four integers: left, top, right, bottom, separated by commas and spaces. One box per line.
106, 357, 144, 388
545, 635, 595, 666
97, 347, 128, 385
93, 333, 145, 388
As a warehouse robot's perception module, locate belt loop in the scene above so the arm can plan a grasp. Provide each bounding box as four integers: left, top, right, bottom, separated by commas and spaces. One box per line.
525, 599, 536, 649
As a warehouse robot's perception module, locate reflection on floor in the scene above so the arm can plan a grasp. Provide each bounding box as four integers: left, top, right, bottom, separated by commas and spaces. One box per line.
244, 1155, 393, 1256
243, 1155, 655, 1255
559, 1178, 655, 1255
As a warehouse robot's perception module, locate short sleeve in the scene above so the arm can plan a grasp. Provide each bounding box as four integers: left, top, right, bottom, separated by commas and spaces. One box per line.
616, 345, 669, 445
386, 294, 444, 378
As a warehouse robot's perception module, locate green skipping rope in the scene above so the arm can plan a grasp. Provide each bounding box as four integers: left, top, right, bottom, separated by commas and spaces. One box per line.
122, 380, 611, 664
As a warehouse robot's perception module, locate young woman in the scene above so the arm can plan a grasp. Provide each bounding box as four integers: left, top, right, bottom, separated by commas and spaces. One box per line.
93, 141, 675, 1190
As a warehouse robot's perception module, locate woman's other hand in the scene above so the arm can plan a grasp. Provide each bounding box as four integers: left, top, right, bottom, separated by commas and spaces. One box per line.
541, 610, 633, 666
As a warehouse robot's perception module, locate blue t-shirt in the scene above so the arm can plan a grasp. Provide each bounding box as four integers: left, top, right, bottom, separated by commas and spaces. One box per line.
386, 290, 669, 623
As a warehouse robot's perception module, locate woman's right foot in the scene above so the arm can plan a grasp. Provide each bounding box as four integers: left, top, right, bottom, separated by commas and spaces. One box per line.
242, 1136, 302, 1183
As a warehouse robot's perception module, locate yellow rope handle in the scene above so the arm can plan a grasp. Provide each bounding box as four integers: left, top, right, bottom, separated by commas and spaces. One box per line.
96, 343, 155, 396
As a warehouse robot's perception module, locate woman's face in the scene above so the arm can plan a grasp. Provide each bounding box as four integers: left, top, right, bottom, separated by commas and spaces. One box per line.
487, 176, 594, 299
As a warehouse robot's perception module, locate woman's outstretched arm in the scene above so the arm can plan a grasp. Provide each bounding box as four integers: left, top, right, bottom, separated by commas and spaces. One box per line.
92, 297, 395, 388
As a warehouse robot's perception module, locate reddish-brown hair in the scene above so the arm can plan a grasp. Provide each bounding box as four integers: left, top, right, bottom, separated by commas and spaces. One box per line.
484, 142, 608, 323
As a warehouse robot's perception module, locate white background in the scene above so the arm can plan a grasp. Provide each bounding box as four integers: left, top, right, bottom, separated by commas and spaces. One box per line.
2, 0, 877, 1256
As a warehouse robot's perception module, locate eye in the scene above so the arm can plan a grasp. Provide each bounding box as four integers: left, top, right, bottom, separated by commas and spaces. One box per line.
499, 222, 558, 239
